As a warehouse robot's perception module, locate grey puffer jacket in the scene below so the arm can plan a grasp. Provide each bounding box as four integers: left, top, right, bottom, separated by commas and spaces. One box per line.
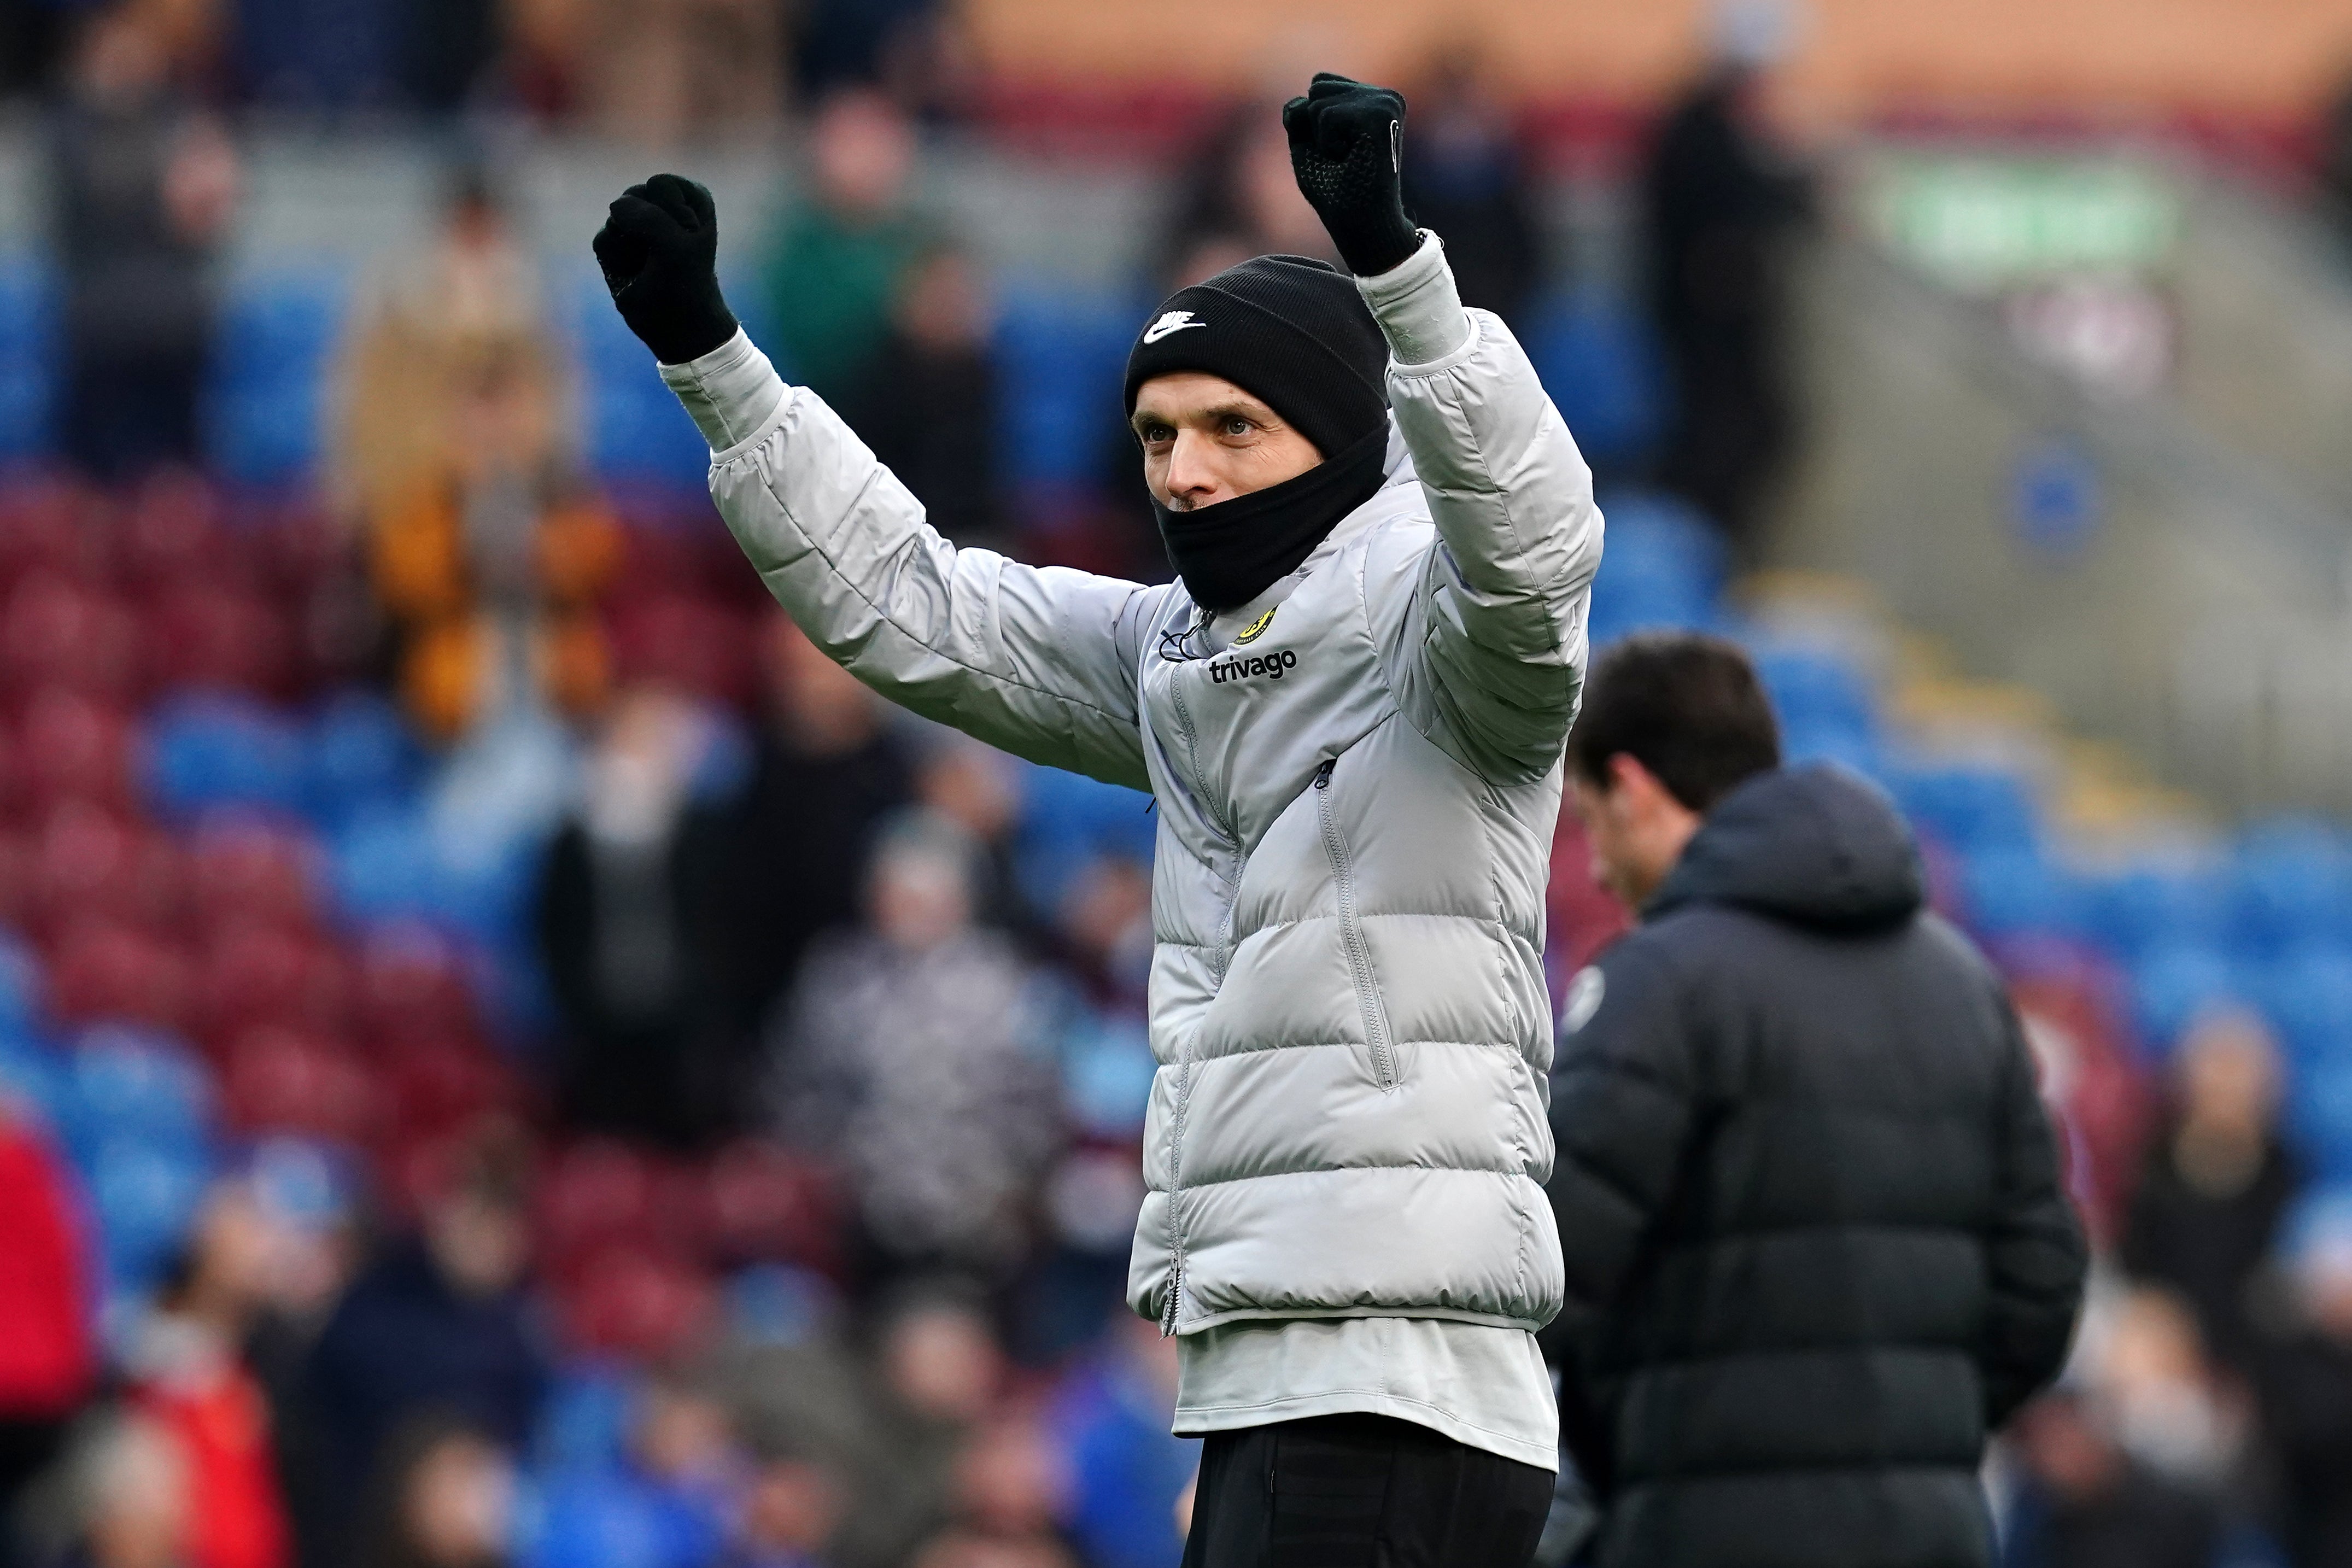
662, 233, 1602, 1338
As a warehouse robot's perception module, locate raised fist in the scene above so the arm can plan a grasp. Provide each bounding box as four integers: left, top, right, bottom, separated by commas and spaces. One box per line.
1281, 73, 1418, 278
592, 173, 739, 365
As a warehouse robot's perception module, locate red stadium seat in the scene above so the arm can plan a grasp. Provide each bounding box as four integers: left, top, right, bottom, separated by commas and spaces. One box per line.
383, 1037, 519, 1146
535, 1139, 663, 1278
27, 803, 184, 937
0, 575, 144, 708
220, 1025, 384, 1145
16, 690, 137, 818
119, 470, 239, 591
606, 594, 757, 710
144, 584, 292, 699
558, 1245, 717, 1362
703, 1140, 840, 1275
192, 922, 353, 1052
184, 818, 320, 934
0, 477, 115, 589
46, 918, 194, 1034
353, 926, 478, 1052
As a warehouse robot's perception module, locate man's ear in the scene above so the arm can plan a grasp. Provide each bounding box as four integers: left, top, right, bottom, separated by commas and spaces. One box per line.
1606, 752, 1658, 804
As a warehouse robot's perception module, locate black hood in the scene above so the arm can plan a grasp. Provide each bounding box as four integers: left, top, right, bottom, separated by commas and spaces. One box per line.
1647, 763, 1924, 933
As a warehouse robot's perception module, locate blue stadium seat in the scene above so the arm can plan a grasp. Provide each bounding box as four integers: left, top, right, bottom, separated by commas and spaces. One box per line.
2259, 946, 2352, 1064
69, 1026, 214, 1155
1526, 288, 1666, 472
327, 805, 445, 927
1014, 761, 1155, 917
205, 268, 350, 485
533, 1364, 640, 1475
2084, 864, 2235, 959
306, 690, 424, 828
1886, 765, 2041, 856
0, 255, 57, 462
85, 1136, 212, 1292
2128, 944, 2243, 1054
1962, 847, 2084, 939
994, 284, 1146, 491
1585, 490, 1725, 641
147, 694, 309, 820
2234, 819, 2352, 952
571, 277, 713, 492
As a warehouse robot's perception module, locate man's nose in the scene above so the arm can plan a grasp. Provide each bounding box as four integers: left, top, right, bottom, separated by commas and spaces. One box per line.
1165, 430, 1223, 504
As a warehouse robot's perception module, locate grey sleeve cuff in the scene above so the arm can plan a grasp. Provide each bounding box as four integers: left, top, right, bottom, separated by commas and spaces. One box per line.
657, 328, 789, 452
1356, 230, 1471, 368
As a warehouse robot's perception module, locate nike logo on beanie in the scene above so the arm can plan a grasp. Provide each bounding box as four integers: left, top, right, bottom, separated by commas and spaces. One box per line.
1143, 310, 1207, 343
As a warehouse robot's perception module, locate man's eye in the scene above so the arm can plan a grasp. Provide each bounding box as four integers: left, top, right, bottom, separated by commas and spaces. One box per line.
1223, 417, 1253, 437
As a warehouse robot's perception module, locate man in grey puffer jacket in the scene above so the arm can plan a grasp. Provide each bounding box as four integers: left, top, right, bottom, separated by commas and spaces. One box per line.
593, 73, 1602, 1566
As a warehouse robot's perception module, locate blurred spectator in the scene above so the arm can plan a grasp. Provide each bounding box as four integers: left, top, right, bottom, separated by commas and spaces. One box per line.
906, 732, 1032, 939
0, 1103, 97, 1561
305, 1136, 546, 1531
65, 1412, 194, 1568
2085, 1286, 2245, 1494
524, 1378, 739, 1568
1641, 22, 1810, 548
827, 1297, 1003, 1568
2120, 1009, 2301, 1373
1044, 1314, 1190, 1568
48, 2, 238, 479
1999, 1391, 2220, 1568
836, 249, 1004, 550
353, 1417, 512, 1568
1160, 98, 1333, 285
122, 1187, 294, 1568
1399, 49, 1543, 327
769, 819, 1058, 1291
2258, 1196, 2352, 1568
338, 165, 614, 743
908, 1418, 1074, 1568
704, 616, 912, 1055
761, 90, 932, 405
543, 0, 780, 143
728, 1453, 840, 1568
536, 687, 728, 1147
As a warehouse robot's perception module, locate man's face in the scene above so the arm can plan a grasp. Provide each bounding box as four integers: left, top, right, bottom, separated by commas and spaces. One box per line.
1571, 775, 1646, 909
1571, 756, 1704, 911
1132, 372, 1321, 511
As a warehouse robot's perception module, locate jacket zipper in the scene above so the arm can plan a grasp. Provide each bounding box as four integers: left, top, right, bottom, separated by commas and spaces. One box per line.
1315, 758, 1398, 1090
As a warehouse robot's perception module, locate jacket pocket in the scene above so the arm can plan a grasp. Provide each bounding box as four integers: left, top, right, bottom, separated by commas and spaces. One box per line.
1314, 757, 1399, 1090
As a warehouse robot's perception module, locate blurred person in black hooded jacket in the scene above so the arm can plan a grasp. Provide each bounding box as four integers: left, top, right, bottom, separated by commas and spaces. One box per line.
2260, 1196, 2352, 1568
48, 2, 237, 478
1641, 9, 1810, 549
1540, 632, 2085, 1568
1400, 48, 1542, 330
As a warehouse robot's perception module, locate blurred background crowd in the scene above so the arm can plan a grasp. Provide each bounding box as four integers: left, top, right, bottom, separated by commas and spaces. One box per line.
6, 1, 2352, 1566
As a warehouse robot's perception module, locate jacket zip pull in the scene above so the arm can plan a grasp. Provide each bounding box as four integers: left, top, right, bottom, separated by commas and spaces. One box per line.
1314, 758, 1336, 789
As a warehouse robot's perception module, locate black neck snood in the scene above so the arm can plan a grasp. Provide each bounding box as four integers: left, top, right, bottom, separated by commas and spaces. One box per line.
1152, 426, 1390, 613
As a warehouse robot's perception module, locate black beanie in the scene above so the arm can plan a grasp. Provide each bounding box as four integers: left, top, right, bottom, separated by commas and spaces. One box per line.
1122, 255, 1390, 461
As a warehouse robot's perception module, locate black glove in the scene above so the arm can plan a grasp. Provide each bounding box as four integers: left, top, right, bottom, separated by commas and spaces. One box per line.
592, 173, 739, 365
1282, 73, 1418, 278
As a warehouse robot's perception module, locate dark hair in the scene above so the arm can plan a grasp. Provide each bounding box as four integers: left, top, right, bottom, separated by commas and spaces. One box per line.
1570, 632, 1781, 812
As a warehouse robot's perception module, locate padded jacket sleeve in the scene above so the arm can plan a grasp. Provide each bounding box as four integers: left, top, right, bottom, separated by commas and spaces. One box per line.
1539, 939, 1698, 1490
1979, 1008, 2089, 1429
663, 330, 1161, 791
1360, 233, 1604, 785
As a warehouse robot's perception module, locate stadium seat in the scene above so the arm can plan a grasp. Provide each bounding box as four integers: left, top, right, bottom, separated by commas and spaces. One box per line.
69, 1024, 214, 1153
350, 925, 478, 1050
46, 920, 195, 1035
382, 1038, 516, 1147
557, 1245, 717, 1362
2128, 944, 2244, 1054
184, 816, 322, 934
1961, 847, 2085, 940
304, 692, 424, 829
702, 1141, 838, 1274
29, 805, 184, 938
536, 1141, 701, 1279
84, 1135, 212, 1292
2233, 819, 2352, 952
994, 284, 1145, 490
1526, 288, 1666, 472
144, 583, 292, 699
0, 257, 56, 462
16, 689, 138, 817
145, 695, 308, 820
204, 268, 349, 487
193, 923, 352, 1049
1887, 764, 2042, 856
604, 594, 757, 710
531, 1363, 641, 1475
0, 576, 143, 707
220, 1025, 383, 1146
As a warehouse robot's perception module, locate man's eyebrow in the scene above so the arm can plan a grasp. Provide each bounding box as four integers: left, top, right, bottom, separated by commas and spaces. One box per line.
1131, 401, 1273, 433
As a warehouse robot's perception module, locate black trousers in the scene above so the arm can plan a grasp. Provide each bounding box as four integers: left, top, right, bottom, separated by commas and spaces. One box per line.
1183, 1413, 1553, 1568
